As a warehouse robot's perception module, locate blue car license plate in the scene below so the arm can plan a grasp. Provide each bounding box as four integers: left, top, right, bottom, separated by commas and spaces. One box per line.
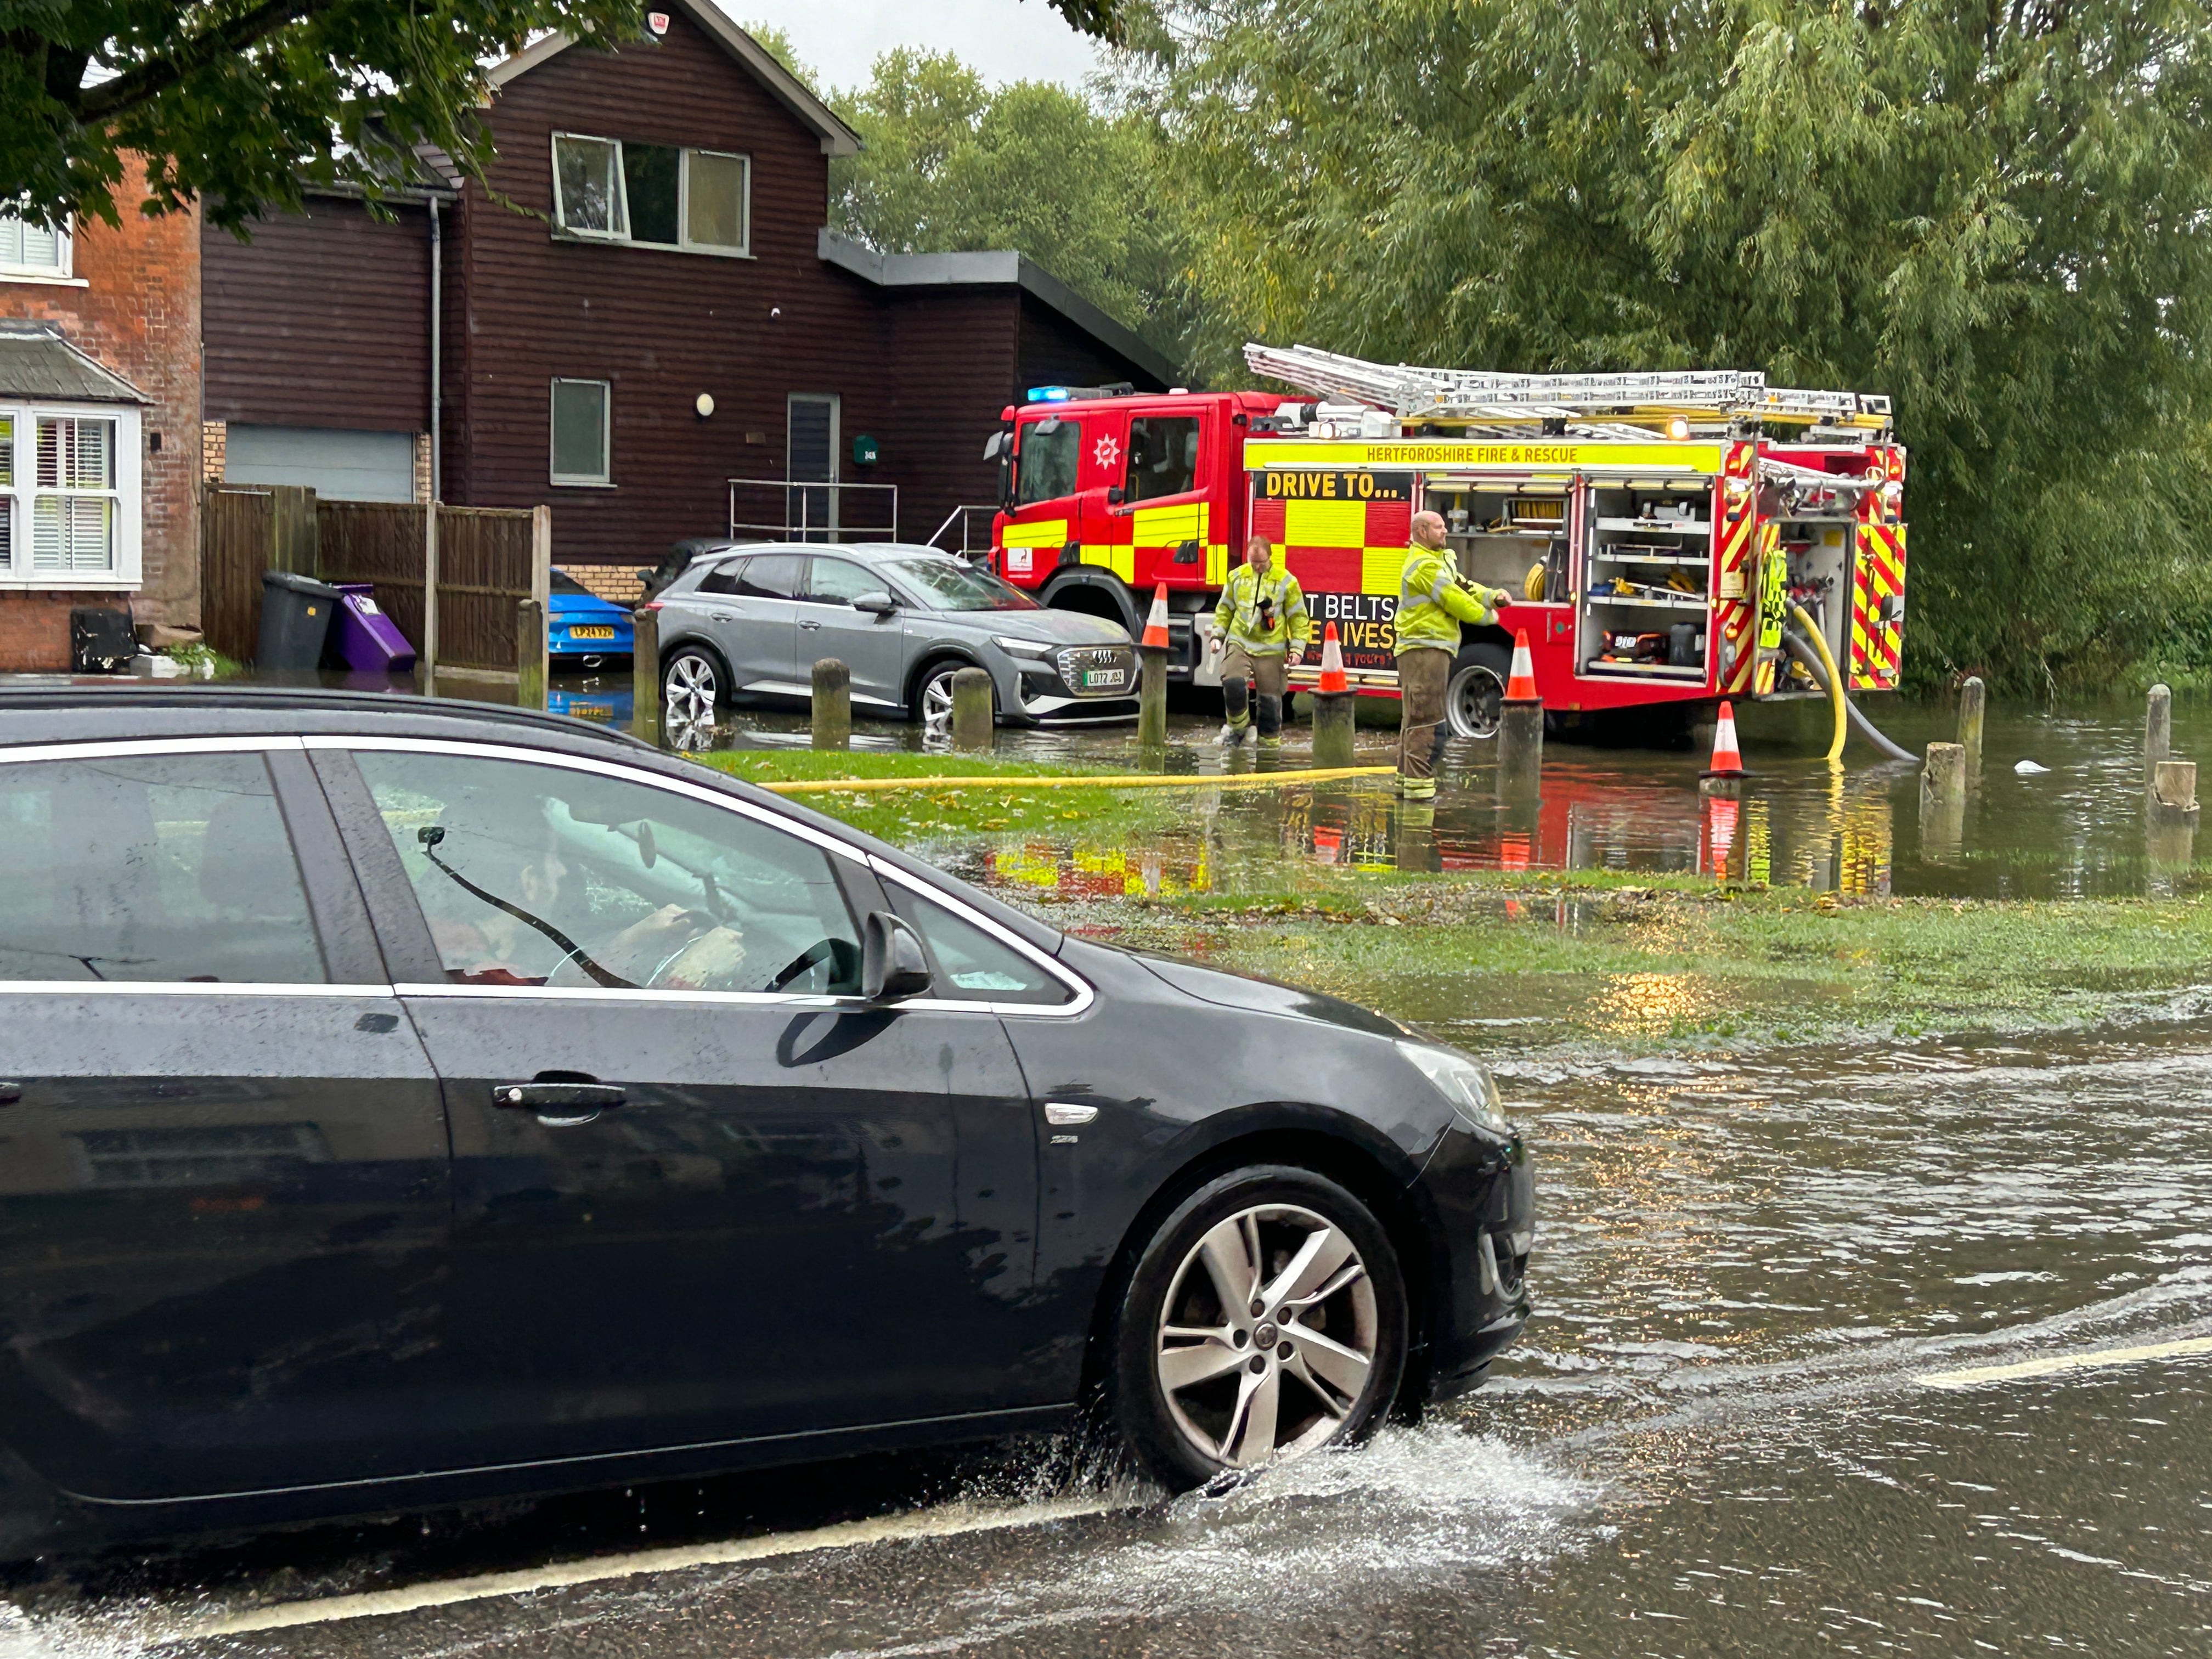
567, 625, 617, 641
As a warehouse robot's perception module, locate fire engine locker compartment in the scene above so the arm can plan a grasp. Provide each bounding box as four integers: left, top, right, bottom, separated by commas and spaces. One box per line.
1779, 517, 1854, 685
1578, 482, 1714, 682
1424, 486, 1571, 594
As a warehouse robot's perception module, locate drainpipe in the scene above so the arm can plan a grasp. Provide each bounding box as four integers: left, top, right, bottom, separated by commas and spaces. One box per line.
428, 196, 442, 501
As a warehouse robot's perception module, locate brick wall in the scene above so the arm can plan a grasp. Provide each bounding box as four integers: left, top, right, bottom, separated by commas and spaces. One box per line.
565, 565, 651, 606
2, 154, 202, 662
0, 590, 130, 672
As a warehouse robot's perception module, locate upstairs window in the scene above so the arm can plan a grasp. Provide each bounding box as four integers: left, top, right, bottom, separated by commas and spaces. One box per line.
551, 134, 750, 255
0, 213, 71, 280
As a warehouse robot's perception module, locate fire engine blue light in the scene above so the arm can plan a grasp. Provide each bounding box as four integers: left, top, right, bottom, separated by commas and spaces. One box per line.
1028, 386, 1074, 403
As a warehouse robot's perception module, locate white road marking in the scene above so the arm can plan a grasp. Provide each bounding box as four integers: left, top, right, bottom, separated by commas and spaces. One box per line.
158, 1496, 1118, 1643
1916, 1335, 2212, 1390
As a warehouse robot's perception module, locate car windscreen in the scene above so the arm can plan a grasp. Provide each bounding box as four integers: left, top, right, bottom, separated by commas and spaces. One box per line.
885, 557, 1040, 612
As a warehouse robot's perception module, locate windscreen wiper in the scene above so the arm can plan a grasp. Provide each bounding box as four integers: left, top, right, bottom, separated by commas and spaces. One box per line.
416, 826, 636, 990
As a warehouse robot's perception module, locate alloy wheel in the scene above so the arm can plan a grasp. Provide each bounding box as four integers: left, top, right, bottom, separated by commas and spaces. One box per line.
1447, 662, 1505, 741
918, 665, 975, 728
1155, 1203, 1379, 1469
664, 652, 720, 725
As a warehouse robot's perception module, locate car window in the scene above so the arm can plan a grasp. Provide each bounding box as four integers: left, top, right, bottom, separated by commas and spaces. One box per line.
694, 558, 744, 596
353, 752, 863, 995
884, 557, 1040, 612
735, 554, 805, 601
1124, 416, 1200, 503
805, 558, 885, 605
1017, 418, 1081, 506
889, 884, 1071, 1007
549, 570, 592, 596
0, 752, 326, 984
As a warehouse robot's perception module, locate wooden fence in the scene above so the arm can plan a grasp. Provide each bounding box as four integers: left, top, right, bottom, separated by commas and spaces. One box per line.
202, 486, 548, 674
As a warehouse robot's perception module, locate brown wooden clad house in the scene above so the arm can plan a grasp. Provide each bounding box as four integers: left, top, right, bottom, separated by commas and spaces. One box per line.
200, 1, 1170, 577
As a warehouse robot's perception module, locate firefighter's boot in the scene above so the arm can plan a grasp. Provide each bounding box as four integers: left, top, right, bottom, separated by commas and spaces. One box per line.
1255, 693, 1284, 747
1218, 678, 1251, 746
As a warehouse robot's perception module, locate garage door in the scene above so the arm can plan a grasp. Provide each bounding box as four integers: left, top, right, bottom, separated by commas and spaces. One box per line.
224, 426, 415, 504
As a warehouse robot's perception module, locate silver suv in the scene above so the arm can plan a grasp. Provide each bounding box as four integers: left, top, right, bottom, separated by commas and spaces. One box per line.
653, 543, 1137, 728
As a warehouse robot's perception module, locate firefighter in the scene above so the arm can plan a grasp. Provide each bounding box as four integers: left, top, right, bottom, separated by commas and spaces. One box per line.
1395, 510, 1513, 798
1209, 533, 1311, 746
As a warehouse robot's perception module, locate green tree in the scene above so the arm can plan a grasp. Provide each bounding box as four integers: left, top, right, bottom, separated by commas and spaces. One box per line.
1122, 0, 2212, 693
827, 47, 1203, 369
1, 1, 658, 230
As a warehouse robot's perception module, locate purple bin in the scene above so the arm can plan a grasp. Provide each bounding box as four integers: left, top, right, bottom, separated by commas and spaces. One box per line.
330, 583, 417, 674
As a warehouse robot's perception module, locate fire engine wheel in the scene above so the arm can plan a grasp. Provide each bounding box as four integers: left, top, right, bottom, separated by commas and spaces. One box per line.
1445, 642, 1512, 741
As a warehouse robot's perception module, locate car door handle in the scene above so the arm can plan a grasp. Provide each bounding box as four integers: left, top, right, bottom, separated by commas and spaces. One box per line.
491, 1081, 626, 1111
710, 611, 736, 623
800, 619, 822, 630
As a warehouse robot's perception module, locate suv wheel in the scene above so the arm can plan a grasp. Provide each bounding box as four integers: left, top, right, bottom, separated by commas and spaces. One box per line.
1108, 1166, 1407, 1491
1446, 642, 1512, 740
663, 646, 725, 724
914, 659, 990, 727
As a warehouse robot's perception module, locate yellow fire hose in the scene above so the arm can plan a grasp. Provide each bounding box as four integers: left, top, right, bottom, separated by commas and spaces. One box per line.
759, 764, 1398, 796
1787, 601, 1848, 767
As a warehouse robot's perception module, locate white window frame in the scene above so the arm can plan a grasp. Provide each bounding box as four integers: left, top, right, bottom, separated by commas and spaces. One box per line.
548, 378, 612, 488
0, 212, 80, 286
548, 134, 752, 259
0, 400, 142, 590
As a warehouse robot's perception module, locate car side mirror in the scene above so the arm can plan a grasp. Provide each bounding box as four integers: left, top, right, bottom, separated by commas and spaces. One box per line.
1106, 486, 1125, 506
861, 912, 933, 1002
851, 590, 898, 616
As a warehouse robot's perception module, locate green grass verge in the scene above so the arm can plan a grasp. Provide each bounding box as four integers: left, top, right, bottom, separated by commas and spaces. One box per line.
691, 748, 1190, 842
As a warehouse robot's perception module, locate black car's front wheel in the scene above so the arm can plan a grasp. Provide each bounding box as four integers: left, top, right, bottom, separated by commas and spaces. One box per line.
1108, 1166, 1407, 1491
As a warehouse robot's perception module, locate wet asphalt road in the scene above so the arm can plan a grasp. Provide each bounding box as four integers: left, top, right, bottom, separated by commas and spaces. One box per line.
8, 1020, 2209, 1657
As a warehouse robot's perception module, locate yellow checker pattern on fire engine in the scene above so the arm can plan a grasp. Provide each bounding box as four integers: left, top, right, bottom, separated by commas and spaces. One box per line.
1000, 518, 1067, 550
1079, 544, 1136, 583
1850, 522, 1906, 690
1283, 499, 1367, 549
1132, 502, 1205, 546
1361, 546, 1402, 596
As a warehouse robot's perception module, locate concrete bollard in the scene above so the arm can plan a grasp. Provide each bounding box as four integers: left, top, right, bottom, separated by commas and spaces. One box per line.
951, 666, 994, 751
515, 597, 546, 712
811, 657, 851, 751
631, 604, 662, 747
1497, 699, 1543, 801
1921, 741, 1967, 862
1923, 741, 1967, 803
1957, 676, 1985, 779
2151, 759, 2200, 829
1312, 690, 1356, 770
2147, 684, 2172, 799
1137, 645, 1168, 751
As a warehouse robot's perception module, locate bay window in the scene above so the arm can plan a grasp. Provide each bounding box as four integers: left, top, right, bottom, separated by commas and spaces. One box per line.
0, 403, 139, 586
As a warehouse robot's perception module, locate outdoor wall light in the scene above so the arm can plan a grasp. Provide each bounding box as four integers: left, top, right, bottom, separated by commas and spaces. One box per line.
695, 393, 715, 419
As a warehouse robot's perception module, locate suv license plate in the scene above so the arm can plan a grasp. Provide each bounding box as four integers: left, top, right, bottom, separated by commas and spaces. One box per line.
1082, 667, 1127, 689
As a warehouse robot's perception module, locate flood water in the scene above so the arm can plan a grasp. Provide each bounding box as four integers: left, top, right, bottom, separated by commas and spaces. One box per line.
529, 677, 2212, 902
7, 1023, 2207, 1657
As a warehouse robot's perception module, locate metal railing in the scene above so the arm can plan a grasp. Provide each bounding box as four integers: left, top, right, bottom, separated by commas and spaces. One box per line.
926, 503, 1001, 558
727, 478, 899, 543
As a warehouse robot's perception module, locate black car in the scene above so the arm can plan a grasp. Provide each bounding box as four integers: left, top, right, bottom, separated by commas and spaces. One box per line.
0, 689, 1532, 1559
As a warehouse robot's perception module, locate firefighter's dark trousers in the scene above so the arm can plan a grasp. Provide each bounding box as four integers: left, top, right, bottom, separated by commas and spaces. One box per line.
1222, 644, 1288, 738
1396, 647, 1452, 795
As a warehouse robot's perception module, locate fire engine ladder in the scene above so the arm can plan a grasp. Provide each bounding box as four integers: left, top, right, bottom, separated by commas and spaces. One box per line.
1243, 343, 1889, 428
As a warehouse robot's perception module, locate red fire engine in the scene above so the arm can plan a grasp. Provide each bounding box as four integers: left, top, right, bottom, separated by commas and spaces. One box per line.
987, 345, 1907, 736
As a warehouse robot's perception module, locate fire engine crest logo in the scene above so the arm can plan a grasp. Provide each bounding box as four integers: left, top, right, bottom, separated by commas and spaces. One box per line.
1093, 434, 1120, 471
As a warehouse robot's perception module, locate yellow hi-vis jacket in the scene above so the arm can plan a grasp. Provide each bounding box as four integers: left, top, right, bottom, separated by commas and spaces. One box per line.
1214, 562, 1311, 656
1395, 543, 1499, 654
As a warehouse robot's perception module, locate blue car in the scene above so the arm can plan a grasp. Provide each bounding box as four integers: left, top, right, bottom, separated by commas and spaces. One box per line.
549, 568, 635, 668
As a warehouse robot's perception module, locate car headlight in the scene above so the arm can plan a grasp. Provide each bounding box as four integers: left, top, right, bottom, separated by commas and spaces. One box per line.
1396, 1040, 1510, 1135
993, 635, 1052, 657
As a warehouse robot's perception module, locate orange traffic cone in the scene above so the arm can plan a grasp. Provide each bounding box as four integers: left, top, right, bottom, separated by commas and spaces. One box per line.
1317, 621, 1348, 693
1504, 629, 1539, 701
1141, 582, 1170, 650
1702, 699, 1747, 778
